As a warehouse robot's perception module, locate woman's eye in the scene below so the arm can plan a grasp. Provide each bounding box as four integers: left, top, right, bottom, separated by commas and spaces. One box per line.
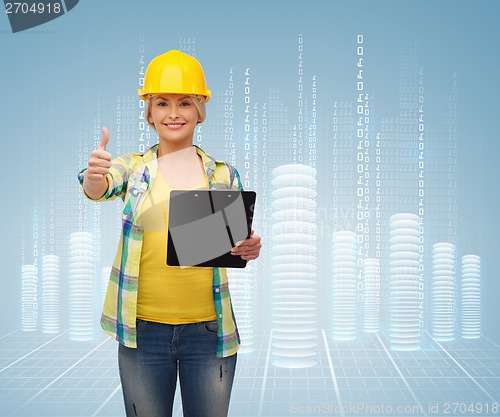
180, 101, 191, 107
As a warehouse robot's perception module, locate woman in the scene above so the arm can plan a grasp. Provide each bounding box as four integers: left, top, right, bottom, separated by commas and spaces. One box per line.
78, 50, 261, 417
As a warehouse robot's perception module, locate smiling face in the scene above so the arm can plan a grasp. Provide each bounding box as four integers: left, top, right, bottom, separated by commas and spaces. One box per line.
147, 94, 201, 150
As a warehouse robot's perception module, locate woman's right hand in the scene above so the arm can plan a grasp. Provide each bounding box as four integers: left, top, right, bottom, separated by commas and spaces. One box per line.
85, 127, 112, 182
82, 127, 111, 200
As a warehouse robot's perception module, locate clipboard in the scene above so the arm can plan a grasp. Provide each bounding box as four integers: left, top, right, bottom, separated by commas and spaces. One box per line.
167, 190, 256, 268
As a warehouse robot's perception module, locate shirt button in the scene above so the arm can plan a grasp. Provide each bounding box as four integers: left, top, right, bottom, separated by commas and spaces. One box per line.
219, 314, 223, 318
215, 288, 220, 293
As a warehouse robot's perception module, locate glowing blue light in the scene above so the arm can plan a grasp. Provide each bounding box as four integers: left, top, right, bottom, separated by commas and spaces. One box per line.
432, 243, 456, 341
42, 255, 60, 334
69, 232, 95, 341
363, 257, 380, 333
21, 264, 38, 332
271, 164, 318, 368
461, 254, 481, 339
389, 213, 421, 351
332, 231, 358, 341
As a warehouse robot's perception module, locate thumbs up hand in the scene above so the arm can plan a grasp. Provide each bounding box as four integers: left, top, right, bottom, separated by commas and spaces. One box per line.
86, 127, 112, 182
82, 127, 111, 200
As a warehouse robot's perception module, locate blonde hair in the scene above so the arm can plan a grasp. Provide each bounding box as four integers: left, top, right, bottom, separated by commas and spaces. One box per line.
146, 94, 207, 131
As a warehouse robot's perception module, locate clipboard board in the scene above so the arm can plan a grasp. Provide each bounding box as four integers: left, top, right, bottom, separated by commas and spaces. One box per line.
167, 190, 256, 268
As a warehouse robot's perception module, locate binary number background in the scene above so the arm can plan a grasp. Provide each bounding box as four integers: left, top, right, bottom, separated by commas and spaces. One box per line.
1, 1, 500, 416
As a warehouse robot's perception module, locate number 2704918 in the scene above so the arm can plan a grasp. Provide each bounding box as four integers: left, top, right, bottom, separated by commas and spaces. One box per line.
5, 3, 62, 14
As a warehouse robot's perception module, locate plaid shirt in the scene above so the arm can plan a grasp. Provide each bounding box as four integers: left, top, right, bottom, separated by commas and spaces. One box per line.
78, 145, 242, 358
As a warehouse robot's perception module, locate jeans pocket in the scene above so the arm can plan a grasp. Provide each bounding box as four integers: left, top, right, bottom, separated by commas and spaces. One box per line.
202, 320, 219, 336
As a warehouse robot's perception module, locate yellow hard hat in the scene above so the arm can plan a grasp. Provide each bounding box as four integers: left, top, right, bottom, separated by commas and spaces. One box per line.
138, 50, 211, 102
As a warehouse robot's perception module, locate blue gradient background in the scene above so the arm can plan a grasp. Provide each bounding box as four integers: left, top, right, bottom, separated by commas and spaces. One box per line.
1, 1, 499, 416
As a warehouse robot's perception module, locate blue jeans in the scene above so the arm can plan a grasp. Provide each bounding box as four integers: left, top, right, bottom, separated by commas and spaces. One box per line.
118, 319, 237, 417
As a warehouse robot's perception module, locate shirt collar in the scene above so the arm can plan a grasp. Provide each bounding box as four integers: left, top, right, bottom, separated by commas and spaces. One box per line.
141, 144, 217, 185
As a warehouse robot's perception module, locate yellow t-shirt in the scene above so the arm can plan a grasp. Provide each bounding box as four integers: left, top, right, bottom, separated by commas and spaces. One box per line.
136, 170, 216, 324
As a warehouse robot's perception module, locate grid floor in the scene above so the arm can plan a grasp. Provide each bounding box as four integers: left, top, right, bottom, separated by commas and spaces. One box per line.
0, 330, 499, 416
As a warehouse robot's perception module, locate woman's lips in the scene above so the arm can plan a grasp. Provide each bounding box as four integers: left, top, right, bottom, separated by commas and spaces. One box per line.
164, 123, 185, 129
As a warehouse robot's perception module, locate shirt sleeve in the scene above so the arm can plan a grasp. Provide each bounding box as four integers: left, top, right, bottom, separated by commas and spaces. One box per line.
77, 154, 132, 202
229, 164, 244, 192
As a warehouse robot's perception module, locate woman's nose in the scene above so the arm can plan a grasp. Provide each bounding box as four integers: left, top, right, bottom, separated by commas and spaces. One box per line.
168, 107, 179, 119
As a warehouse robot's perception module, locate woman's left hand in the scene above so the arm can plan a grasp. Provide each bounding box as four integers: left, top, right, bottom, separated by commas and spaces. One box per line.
231, 230, 262, 261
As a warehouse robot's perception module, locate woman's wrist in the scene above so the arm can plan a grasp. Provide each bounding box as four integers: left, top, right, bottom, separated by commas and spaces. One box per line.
83, 171, 108, 200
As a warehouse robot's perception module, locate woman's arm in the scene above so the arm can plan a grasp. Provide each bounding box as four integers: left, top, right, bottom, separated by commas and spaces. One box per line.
228, 165, 262, 261
82, 127, 111, 200
78, 127, 130, 202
